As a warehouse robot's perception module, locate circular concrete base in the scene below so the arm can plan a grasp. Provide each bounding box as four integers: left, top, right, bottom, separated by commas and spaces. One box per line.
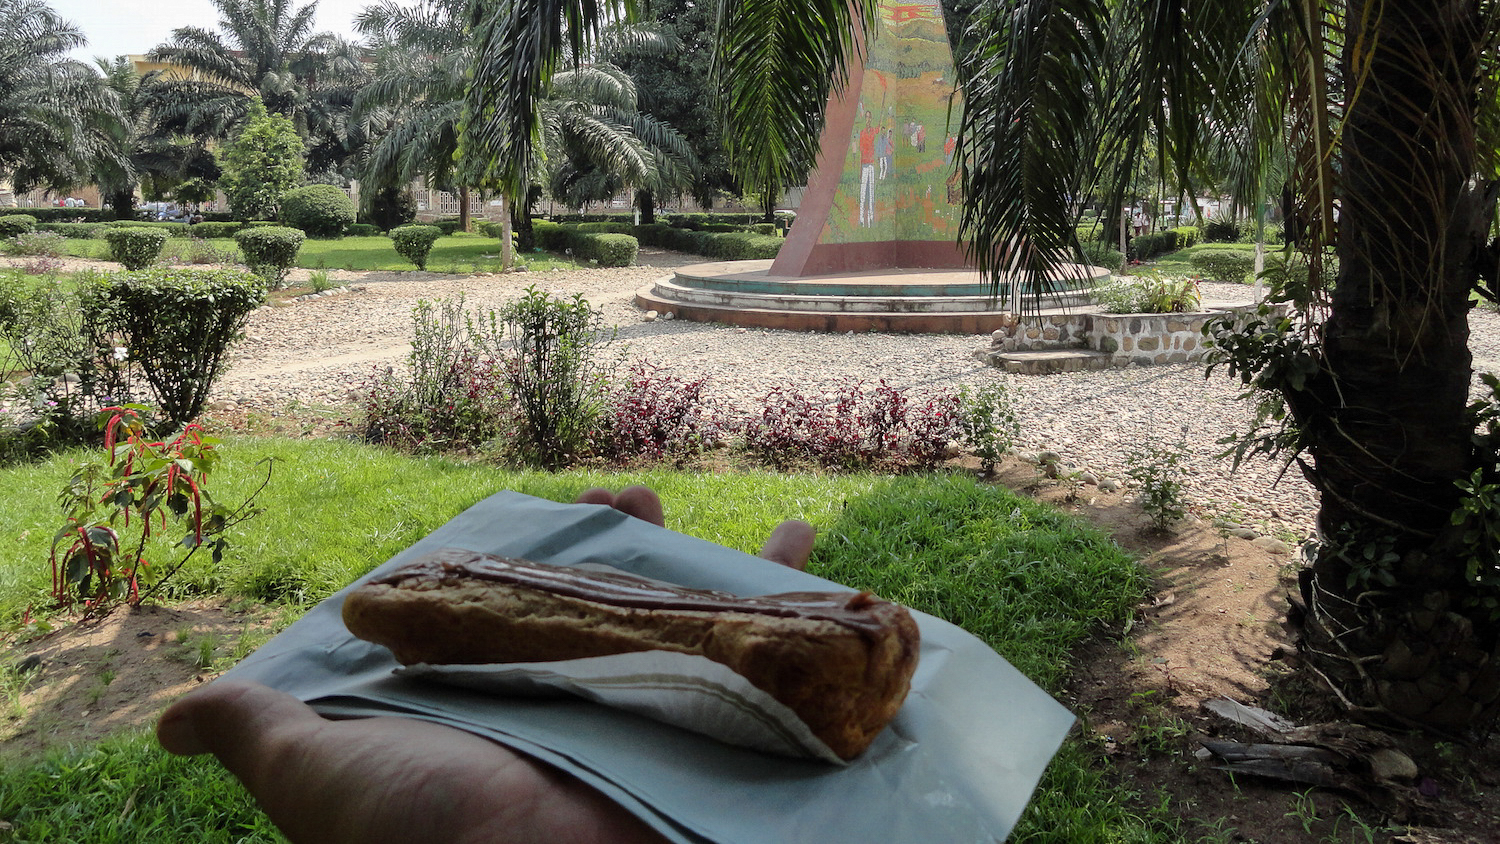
634, 260, 1106, 334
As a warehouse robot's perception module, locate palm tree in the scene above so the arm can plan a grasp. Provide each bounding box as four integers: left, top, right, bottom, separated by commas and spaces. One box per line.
465, 0, 1500, 733
359, 0, 693, 244
90, 57, 220, 221
960, 0, 1500, 732
0, 0, 116, 196
143, 0, 367, 176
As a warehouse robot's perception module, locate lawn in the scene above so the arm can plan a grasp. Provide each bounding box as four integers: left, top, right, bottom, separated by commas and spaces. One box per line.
0, 436, 1178, 842
59, 232, 581, 274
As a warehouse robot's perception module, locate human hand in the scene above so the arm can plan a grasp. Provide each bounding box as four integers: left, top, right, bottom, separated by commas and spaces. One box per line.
157, 485, 816, 844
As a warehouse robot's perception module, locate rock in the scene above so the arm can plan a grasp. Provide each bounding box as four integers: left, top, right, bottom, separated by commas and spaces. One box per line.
1036, 450, 1061, 465
1098, 478, 1120, 493
1229, 527, 1259, 540
1079, 471, 1099, 485
1369, 748, 1419, 782
664, 311, 675, 320
1252, 536, 1292, 555
644, 310, 658, 322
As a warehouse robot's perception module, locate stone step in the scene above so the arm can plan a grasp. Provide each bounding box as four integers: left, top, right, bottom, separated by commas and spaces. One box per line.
973, 347, 1116, 375
646, 277, 1095, 314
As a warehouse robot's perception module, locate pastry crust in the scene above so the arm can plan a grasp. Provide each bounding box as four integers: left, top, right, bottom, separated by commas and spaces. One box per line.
342, 548, 920, 760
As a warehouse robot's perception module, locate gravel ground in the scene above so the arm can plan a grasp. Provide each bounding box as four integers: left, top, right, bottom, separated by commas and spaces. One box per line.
210, 248, 1500, 542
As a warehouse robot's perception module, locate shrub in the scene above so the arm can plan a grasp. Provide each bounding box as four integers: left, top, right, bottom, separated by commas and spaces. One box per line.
532, 220, 571, 252
956, 382, 1020, 472
595, 361, 720, 461
362, 295, 509, 452
1077, 241, 1125, 272
0, 271, 137, 451
743, 380, 919, 470
105, 227, 169, 270
1094, 271, 1201, 313
93, 267, 267, 426
433, 218, 463, 235
1126, 432, 1190, 532
234, 226, 305, 287
1189, 250, 1256, 284
1201, 218, 1242, 242
53, 407, 264, 608
108, 220, 190, 236
162, 235, 239, 266
1169, 226, 1201, 248
347, 223, 380, 237
501, 286, 613, 467
581, 233, 638, 267
39, 222, 107, 238
364, 186, 417, 231
1129, 231, 1175, 261
279, 184, 356, 238
574, 222, 635, 235
220, 99, 304, 220
391, 225, 442, 270
188, 221, 244, 239
241, 220, 280, 229
0, 214, 39, 237
4, 230, 66, 258
750, 222, 778, 236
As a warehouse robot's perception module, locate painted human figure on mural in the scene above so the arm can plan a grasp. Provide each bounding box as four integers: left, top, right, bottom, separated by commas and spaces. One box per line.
876, 128, 891, 179
858, 111, 878, 226
943, 134, 957, 165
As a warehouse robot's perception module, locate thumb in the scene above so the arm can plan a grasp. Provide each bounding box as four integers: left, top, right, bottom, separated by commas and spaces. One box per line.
157, 680, 323, 789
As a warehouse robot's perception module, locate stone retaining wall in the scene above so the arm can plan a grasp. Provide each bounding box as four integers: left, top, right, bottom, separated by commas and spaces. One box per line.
990, 305, 1260, 366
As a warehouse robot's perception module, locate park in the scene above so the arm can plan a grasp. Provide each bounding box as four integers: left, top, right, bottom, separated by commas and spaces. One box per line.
3, 0, 1500, 842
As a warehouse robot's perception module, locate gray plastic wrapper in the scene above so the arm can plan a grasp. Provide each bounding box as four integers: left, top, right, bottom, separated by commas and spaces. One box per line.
221, 490, 1075, 843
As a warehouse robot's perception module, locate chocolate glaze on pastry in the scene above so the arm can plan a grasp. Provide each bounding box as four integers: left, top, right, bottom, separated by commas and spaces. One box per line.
342, 548, 920, 760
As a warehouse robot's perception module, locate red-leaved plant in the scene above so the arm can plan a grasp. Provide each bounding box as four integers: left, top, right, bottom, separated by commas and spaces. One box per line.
50, 405, 268, 612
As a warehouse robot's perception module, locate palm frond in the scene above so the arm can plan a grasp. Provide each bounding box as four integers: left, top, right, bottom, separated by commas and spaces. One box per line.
712, 0, 877, 196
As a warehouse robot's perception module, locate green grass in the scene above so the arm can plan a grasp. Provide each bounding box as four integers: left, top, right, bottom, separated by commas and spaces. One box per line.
62, 233, 580, 274
0, 438, 1174, 843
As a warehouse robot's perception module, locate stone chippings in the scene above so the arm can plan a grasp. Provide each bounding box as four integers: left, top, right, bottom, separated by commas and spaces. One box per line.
214, 264, 1500, 543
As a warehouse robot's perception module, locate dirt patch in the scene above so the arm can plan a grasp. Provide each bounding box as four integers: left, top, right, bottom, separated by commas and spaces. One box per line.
1, 599, 282, 762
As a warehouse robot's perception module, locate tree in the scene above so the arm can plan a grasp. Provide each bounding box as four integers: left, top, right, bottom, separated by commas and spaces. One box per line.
960, 1, 1500, 732
612, 0, 734, 216
143, 0, 366, 175
219, 99, 304, 220
90, 56, 220, 221
0, 0, 116, 195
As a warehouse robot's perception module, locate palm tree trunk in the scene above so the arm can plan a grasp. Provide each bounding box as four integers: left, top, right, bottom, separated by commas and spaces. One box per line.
500, 194, 514, 270
1294, 0, 1499, 731
636, 188, 656, 225
458, 185, 471, 232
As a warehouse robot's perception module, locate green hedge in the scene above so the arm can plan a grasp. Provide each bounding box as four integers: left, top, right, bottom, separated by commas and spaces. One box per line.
347, 223, 381, 237
432, 218, 463, 235
234, 226, 305, 286
574, 221, 636, 235
2, 207, 114, 222
580, 233, 638, 267
108, 220, 191, 237
188, 221, 245, 239
279, 184, 355, 238
104, 227, 169, 270
0, 214, 39, 237
1170, 226, 1201, 248
1077, 241, 1125, 272
633, 223, 781, 260
530, 220, 640, 265
39, 221, 107, 238
1189, 250, 1256, 283
93, 267, 267, 426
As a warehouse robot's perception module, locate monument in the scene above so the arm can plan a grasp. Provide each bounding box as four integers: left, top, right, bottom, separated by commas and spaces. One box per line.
636, 0, 1103, 332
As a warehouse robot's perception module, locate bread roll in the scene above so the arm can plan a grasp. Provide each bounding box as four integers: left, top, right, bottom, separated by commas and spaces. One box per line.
342, 547, 919, 760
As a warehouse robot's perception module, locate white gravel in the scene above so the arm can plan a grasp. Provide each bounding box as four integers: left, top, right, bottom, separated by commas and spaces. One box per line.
213, 248, 1500, 541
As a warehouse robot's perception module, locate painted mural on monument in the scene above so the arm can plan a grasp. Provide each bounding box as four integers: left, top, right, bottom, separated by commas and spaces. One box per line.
823, 1, 963, 246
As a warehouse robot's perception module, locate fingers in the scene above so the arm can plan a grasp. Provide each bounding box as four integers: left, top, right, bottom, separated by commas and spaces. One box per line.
612, 485, 665, 527
578, 486, 812, 568
758, 520, 816, 571
575, 485, 664, 528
